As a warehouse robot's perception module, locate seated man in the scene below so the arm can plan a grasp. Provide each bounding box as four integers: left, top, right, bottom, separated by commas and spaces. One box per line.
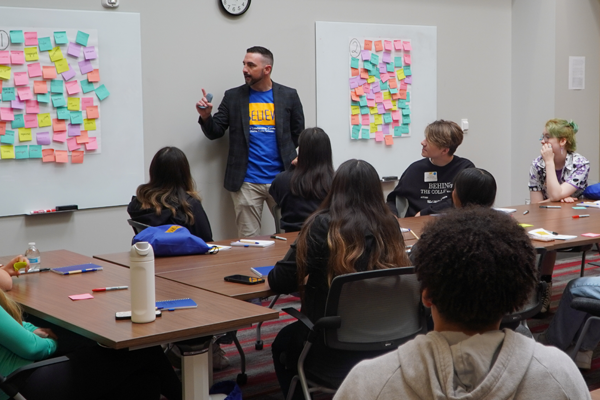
335, 207, 590, 400
386, 119, 474, 217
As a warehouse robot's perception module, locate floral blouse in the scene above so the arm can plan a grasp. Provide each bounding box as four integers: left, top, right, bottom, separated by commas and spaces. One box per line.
528, 152, 589, 199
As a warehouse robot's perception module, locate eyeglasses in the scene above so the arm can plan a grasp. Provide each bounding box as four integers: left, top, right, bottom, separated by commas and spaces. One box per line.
539, 134, 552, 142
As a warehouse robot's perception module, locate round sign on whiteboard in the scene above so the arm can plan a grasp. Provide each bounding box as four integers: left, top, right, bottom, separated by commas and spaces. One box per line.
0, 31, 9, 50
349, 38, 361, 58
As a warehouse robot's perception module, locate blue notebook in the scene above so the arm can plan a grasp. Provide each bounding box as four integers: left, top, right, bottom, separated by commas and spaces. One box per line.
156, 298, 197, 310
250, 265, 274, 278
51, 263, 103, 275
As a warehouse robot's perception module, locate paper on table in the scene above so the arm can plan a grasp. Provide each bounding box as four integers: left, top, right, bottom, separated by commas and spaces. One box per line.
528, 228, 576, 241
230, 240, 275, 247
582, 233, 600, 238
69, 293, 94, 301
493, 208, 517, 214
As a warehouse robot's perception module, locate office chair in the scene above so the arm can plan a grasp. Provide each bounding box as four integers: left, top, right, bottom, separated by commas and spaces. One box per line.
271, 204, 282, 234
0, 356, 69, 400
127, 219, 150, 235
395, 196, 409, 218
568, 297, 600, 360
282, 266, 427, 400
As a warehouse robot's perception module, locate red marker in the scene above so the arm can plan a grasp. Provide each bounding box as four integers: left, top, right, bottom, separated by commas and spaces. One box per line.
572, 214, 590, 219
92, 286, 128, 292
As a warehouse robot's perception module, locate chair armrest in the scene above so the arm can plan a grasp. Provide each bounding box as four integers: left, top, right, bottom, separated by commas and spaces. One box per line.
6, 355, 69, 381
571, 297, 600, 315
282, 307, 314, 331
314, 316, 341, 331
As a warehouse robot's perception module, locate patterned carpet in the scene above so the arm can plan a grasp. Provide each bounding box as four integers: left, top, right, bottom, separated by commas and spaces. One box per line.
215, 252, 600, 398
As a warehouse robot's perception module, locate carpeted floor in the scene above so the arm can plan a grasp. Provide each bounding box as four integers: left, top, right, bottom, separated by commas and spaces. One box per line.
215, 252, 600, 398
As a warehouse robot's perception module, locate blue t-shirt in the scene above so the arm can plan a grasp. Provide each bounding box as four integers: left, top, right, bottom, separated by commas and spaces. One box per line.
245, 88, 283, 184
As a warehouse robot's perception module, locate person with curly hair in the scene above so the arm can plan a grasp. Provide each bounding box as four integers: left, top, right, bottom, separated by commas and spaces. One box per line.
335, 207, 589, 400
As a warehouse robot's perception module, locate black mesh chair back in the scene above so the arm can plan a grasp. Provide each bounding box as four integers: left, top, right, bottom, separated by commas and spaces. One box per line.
127, 218, 150, 235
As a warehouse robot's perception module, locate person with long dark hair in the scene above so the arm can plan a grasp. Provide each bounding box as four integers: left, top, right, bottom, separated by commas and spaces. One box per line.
269, 127, 334, 232
452, 167, 496, 208
127, 147, 213, 242
268, 159, 411, 399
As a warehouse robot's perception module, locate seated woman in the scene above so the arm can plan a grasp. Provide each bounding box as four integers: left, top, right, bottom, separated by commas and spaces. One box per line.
269, 127, 334, 232
452, 167, 496, 208
268, 159, 411, 399
128, 147, 213, 242
528, 119, 590, 312
335, 207, 589, 400
0, 289, 181, 400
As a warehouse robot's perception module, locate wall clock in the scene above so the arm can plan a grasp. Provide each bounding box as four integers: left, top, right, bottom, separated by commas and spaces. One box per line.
220, 0, 251, 16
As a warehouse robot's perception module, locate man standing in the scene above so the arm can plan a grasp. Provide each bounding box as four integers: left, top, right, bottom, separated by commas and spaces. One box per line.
386, 120, 474, 217
197, 46, 305, 237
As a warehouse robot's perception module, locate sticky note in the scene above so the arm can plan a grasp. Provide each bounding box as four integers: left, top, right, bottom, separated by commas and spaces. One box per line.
65, 81, 80, 95
350, 57, 359, 69
364, 40, 372, 50
396, 69, 406, 80
53, 131, 66, 143
19, 128, 32, 142
56, 107, 70, 120
71, 150, 84, 164
38, 37, 52, 51
85, 137, 97, 150
1, 130, 14, 144
350, 105, 360, 115
370, 53, 379, 65
382, 124, 389, 135
51, 94, 66, 107
359, 97, 368, 107
15, 145, 29, 159
67, 137, 81, 151
1, 145, 15, 159
374, 114, 383, 125
380, 81, 388, 91
387, 62, 394, 73
13, 72, 27, 87
361, 114, 370, 125
67, 42, 82, 58
382, 52, 392, 64
27, 63, 42, 78
394, 40, 402, 50
2, 87, 16, 101
42, 66, 57, 80
361, 50, 370, 61
49, 47, 64, 62
81, 97, 94, 110
54, 31, 68, 45
29, 145, 42, 158
24, 31, 38, 46
42, 148, 55, 162
0, 51, 9, 65
83, 119, 97, 131
404, 66, 412, 76
361, 128, 370, 139
403, 116, 411, 124
392, 110, 401, 121
36, 131, 51, 145
76, 31, 90, 47
394, 126, 403, 137
26, 100, 39, 114
67, 97, 80, 111
351, 114, 360, 125
24, 115, 38, 128
403, 41, 412, 51
398, 89, 407, 100
50, 80, 63, 93
70, 111, 83, 124
397, 99, 408, 108
351, 125, 360, 139
0, 65, 11, 80
374, 131, 383, 142
53, 118, 67, 132
87, 69, 100, 82
37, 93, 50, 103
62, 69, 75, 83
83, 46, 97, 60
0, 122, 5, 135
384, 135, 394, 146
374, 41, 383, 52
11, 51, 25, 65
377, 103, 385, 114
38, 113, 51, 128
572, 206, 587, 210
10, 30, 24, 44
384, 40, 392, 51
12, 114, 24, 128
402, 108, 411, 116
404, 54, 411, 65
33, 81, 48, 94
383, 112, 392, 124
582, 233, 600, 238
11, 99, 24, 110
350, 68, 359, 77
55, 59, 69, 75
68, 123, 81, 137
76, 130, 89, 144
360, 106, 369, 115
400, 125, 410, 135
0, 108, 14, 121
55, 150, 68, 163
370, 122, 377, 133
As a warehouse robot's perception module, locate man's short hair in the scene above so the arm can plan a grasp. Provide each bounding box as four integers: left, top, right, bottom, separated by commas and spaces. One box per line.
424, 120, 464, 155
247, 46, 274, 67
413, 207, 537, 331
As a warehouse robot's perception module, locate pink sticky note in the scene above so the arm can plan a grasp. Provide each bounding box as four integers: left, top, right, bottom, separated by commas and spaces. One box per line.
78, 60, 93, 74
375, 132, 383, 142
62, 68, 76, 81
367, 99, 375, 108
404, 54, 411, 65
361, 114, 370, 125
394, 40, 402, 50
17, 87, 33, 101
27, 63, 42, 78
67, 137, 81, 151
67, 42, 82, 58
24, 114, 38, 128
53, 119, 67, 132
53, 131, 66, 142
403, 41, 412, 51
81, 97, 94, 110
392, 110, 401, 121
76, 130, 90, 144
42, 66, 57, 80
85, 137, 97, 151
55, 150, 69, 163
383, 99, 393, 110
0, 108, 14, 121
0, 51, 9, 65
11, 51, 25, 64
24, 32, 38, 46
42, 148, 55, 162
71, 150, 84, 164
83, 46, 97, 60
11, 99, 25, 109
380, 73, 389, 83
26, 100, 39, 114
375, 92, 383, 103
14, 72, 28, 86
392, 120, 400, 128
65, 81, 80, 95
68, 124, 81, 137
36, 131, 51, 145
399, 82, 408, 90
385, 135, 394, 146
384, 40, 392, 51
581, 233, 600, 238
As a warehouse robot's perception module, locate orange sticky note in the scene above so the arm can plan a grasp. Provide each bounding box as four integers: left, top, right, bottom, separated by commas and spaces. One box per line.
360, 69, 369, 79
351, 115, 360, 125
55, 150, 68, 163
42, 66, 57, 80
0, 121, 5, 135
76, 130, 89, 144
385, 135, 394, 146
388, 79, 397, 89
33, 81, 48, 94
42, 148, 55, 162
71, 150, 84, 164
87, 69, 100, 82
374, 40, 383, 52
351, 91, 359, 102
398, 90, 407, 100
350, 68, 359, 77
86, 106, 99, 119
53, 119, 67, 132
355, 86, 364, 96
364, 40, 372, 51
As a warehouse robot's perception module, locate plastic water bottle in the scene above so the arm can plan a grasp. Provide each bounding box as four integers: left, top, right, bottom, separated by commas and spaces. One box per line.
129, 242, 156, 323
25, 242, 41, 270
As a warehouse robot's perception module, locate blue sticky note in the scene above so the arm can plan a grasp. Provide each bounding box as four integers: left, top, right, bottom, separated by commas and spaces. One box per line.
350, 57, 359, 69
50, 80, 63, 94
402, 116, 411, 124
370, 53, 379, 65
402, 108, 411, 116
363, 60, 372, 71
406, 92, 411, 102
394, 126, 402, 137
51, 94, 66, 108
360, 106, 369, 115
361, 128, 370, 140
390, 88, 398, 94
394, 57, 402, 67
397, 100, 408, 109
95, 84, 110, 101
29, 145, 42, 159
10, 30, 24, 44
76, 31, 89, 46
380, 81, 388, 91
386, 63, 395, 72
404, 66, 412, 76
54, 31, 68, 45
37, 93, 50, 103
351, 125, 360, 139
2, 87, 16, 101
350, 100, 359, 106
372, 69, 380, 79
359, 96, 368, 107
70, 111, 83, 124
383, 113, 392, 124
15, 145, 29, 159
1, 130, 14, 144
12, 114, 24, 129
400, 125, 410, 134
56, 107, 70, 120
38, 37, 52, 51
572, 206, 587, 210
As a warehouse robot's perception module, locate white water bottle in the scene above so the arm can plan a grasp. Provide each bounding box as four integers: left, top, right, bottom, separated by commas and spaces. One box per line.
25, 242, 41, 270
130, 242, 156, 323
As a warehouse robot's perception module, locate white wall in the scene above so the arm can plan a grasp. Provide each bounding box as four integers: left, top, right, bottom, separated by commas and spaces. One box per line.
0, 0, 597, 257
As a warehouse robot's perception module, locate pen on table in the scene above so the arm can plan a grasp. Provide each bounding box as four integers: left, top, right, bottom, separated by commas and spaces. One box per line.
550, 231, 559, 235
240, 239, 260, 244
65, 268, 100, 275
572, 214, 590, 219
408, 229, 420, 240
523, 210, 529, 215
92, 286, 128, 292
26, 268, 50, 273
539, 205, 561, 209
270, 235, 287, 241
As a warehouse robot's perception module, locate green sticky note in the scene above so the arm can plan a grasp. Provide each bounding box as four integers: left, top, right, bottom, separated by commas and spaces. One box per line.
402, 116, 411, 125
397, 100, 408, 109
51, 94, 66, 108
572, 206, 587, 210
359, 96, 367, 107
370, 53, 379, 65
402, 108, 411, 116
15, 145, 29, 159
383, 113, 392, 124
363, 60, 372, 71
406, 92, 410, 102
360, 106, 369, 115
29, 145, 42, 159
38, 37, 52, 51
12, 114, 24, 129
386, 63, 395, 72
10, 30, 24, 44
1, 130, 14, 144
390, 88, 398, 94
95, 84, 110, 101
37, 93, 50, 103
400, 125, 410, 134
372, 69, 380, 79
76, 31, 89, 46
350, 100, 359, 106
403, 66, 412, 76
2, 87, 16, 101
70, 111, 83, 124
351, 125, 360, 139
56, 107, 70, 120
380, 81, 388, 91
50, 80, 63, 94
350, 57, 359, 69
394, 126, 402, 137
361, 128, 370, 139
54, 31, 68, 45
394, 57, 402, 67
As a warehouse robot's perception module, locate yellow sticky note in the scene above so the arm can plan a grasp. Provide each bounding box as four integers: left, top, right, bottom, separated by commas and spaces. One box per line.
1, 145, 15, 159
392, 104, 397, 111
67, 97, 80, 111
396, 69, 406, 80
367, 76, 376, 84
519, 224, 534, 228
374, 114, 383, 125
0, 65, 11, 80
38, 113, 51, 128
18, 128, 32, 142
49, 47, 64, 62
55, 59, 69, 74
369, 107, 378, 115
382, 91, 391, 100
350, 105, 360, 115
83, 119, 96, 131
24, 47, 39, 62
370, 123, 377, 133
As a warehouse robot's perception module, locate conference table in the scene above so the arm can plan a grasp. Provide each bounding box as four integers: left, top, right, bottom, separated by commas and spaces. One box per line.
1, 250, 278, 400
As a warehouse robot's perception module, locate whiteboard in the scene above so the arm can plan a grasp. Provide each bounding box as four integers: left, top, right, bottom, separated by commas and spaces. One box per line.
316, 22, 436, 176
0, 7, 144, 216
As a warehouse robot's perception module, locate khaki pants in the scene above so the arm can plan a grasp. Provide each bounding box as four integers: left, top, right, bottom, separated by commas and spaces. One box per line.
230, 182, 276, 238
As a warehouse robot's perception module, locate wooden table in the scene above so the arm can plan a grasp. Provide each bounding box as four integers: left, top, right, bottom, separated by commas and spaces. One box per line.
2, 250, 278, 400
